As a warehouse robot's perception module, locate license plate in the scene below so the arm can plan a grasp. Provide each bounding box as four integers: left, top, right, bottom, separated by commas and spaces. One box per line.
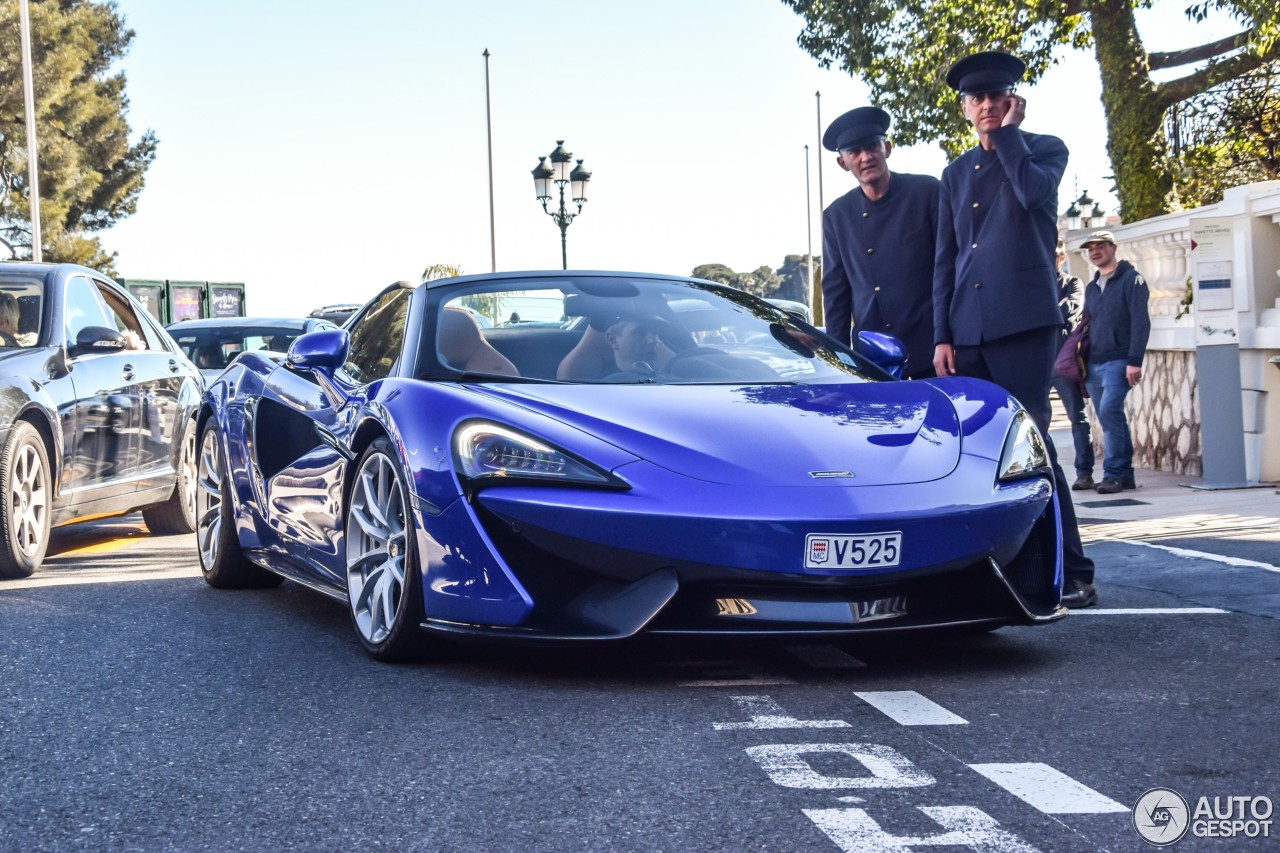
805, 532, 902, 569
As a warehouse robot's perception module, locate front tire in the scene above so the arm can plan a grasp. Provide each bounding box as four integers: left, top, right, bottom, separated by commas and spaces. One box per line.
196, 419, 280, 589
0, 421, 51, 579
142, 418, 198, 535
345, 438, 432, 662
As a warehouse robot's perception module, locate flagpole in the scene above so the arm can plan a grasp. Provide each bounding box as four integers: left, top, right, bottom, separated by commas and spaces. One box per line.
483, 48, 497, 272
814, 91, 824, 218
804, 144, 813, 303
813, 91, 824, 323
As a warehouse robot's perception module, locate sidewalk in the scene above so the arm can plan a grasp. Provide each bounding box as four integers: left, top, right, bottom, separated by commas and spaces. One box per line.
1048, 425, 1280, 549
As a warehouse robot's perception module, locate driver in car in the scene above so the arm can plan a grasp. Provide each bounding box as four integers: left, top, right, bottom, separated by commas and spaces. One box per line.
605, 316, 672, 377
602, 313, 776, 382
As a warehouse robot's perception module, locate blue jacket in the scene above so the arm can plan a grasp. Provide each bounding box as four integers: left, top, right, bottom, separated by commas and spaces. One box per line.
822, 172, 939, 375
933, 127, 1067, 346
1083, 259, 1150, 367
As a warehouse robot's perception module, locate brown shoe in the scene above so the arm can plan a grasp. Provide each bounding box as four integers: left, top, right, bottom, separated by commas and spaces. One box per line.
1071, 474, 1094, 491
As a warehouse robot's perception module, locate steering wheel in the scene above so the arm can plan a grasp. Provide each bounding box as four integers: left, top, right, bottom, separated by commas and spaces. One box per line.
662, 345, 726, 372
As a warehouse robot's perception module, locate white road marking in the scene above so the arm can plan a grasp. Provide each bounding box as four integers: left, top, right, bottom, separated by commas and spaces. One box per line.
679, 677, 796, 687
713, 695, 850, 730
787, 644, 867, 669
1111, 538, 1280, 574
854, 691, 968, 726
0, 566, 199, 591
1072, 607, 1229, 615
805, 805, 1040, 852
747, 743, 934, 789
968, 763, 1129, 814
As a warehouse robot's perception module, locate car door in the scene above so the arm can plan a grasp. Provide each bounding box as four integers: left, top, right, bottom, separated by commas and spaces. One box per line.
259, 286, 412, 581
58, 274, 143, 500
94, 280, 186, 490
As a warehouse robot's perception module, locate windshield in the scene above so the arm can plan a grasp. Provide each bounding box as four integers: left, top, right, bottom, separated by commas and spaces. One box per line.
427, 276, 882, 385
169, 324, 305, 371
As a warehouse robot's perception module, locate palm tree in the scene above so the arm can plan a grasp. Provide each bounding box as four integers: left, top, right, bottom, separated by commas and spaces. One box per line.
421, 263, 463, 282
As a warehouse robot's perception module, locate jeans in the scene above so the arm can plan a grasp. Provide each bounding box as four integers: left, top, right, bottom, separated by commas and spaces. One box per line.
1084, 359, 1134, 481
1050, 375, 1095, 476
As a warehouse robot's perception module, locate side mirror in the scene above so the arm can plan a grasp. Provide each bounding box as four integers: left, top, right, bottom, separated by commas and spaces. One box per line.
287, 328, 349, 372
287, 329, 351, 407
72, 325, 127, 357
855, 331, 907, 380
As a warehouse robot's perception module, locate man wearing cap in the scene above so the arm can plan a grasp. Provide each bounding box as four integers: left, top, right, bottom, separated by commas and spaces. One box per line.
1079, 230, 1150, 495
932, 50, 1097, 608
821, 107, 939, 378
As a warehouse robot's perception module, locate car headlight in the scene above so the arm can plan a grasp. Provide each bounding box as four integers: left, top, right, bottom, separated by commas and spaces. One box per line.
997, 409, 1050, 481
454, 421, 628, 489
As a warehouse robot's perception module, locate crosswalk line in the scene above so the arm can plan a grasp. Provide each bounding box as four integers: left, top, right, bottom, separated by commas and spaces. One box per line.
786, 644, 867, 669
854, 691, 968, 725
969, 762, 1129, 814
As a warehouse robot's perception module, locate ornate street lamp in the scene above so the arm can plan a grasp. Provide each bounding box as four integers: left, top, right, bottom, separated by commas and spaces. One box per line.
1090, 202, 1105, 226
531, 140, 591, 269
1063, 199, 1081, 231
1077, 190, 1095, 229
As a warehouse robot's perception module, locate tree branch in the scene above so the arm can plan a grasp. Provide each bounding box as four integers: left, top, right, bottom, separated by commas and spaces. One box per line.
1148, 29, 1253, 70
1155, 40, 1280, 109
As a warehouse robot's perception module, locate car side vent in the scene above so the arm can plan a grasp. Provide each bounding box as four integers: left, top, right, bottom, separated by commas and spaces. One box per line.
253, 398, 325, 480
1000, 506, 1057, 606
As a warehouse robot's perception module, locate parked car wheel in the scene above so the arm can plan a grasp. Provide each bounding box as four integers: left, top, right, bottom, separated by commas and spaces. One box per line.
196, 420, 280, 589
0, 421, 51, 579
345, 438, 433, 661
142, 418, 199, 535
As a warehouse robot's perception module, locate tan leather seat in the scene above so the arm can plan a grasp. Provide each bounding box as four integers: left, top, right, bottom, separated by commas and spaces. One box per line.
438, 307, 518, 376
556, 325, 614, 380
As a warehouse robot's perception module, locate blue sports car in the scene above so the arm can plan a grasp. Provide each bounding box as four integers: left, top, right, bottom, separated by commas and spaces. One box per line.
196, 271, 1065, 660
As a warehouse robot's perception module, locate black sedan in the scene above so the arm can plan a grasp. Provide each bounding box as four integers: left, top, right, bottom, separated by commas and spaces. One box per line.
165, 316, 338, 381
0, 262, 204, 578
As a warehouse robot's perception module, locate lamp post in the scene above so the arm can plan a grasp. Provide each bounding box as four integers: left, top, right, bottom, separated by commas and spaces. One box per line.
18, 0, 41, 261
1063, 199, 1081, 231
531, 140, 591, 269
1077, 190, 1095, 229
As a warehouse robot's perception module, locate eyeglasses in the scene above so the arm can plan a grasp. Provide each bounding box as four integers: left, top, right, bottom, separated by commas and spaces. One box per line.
962, 88, 1013, 105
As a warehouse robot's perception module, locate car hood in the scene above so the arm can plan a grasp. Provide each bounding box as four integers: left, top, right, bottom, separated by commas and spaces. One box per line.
473, 381, 965, 486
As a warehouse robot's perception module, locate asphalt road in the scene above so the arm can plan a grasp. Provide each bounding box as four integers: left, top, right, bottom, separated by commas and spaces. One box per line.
1, 517, 1278, 852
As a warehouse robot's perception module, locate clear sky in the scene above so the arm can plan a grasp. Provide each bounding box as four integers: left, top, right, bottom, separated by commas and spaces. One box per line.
97, 1, 1240, 317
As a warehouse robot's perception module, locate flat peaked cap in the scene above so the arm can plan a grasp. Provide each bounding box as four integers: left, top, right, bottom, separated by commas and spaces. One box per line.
823, 107, 891, 152
945, 50, 1026, 93
1080, 230, 1116, 248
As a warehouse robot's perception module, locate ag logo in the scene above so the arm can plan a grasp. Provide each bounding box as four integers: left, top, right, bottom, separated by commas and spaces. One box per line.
1133, 787, 1189, 845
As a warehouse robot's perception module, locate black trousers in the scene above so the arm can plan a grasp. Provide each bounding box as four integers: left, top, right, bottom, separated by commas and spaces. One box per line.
954, 327, 1095, 583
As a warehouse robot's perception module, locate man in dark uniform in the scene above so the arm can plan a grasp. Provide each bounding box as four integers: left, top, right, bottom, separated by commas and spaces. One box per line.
931, 50, 1097, 608
821, 107, 939, 378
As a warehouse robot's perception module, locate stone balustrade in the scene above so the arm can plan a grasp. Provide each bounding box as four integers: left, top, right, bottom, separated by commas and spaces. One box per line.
1061, 181, 1280, 481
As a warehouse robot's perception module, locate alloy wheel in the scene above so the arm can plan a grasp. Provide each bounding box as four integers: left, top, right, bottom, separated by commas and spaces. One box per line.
346, 451, 408, 645
10, 442, 48, 559
180, 422, 199, 524
196, 427, 224, 570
